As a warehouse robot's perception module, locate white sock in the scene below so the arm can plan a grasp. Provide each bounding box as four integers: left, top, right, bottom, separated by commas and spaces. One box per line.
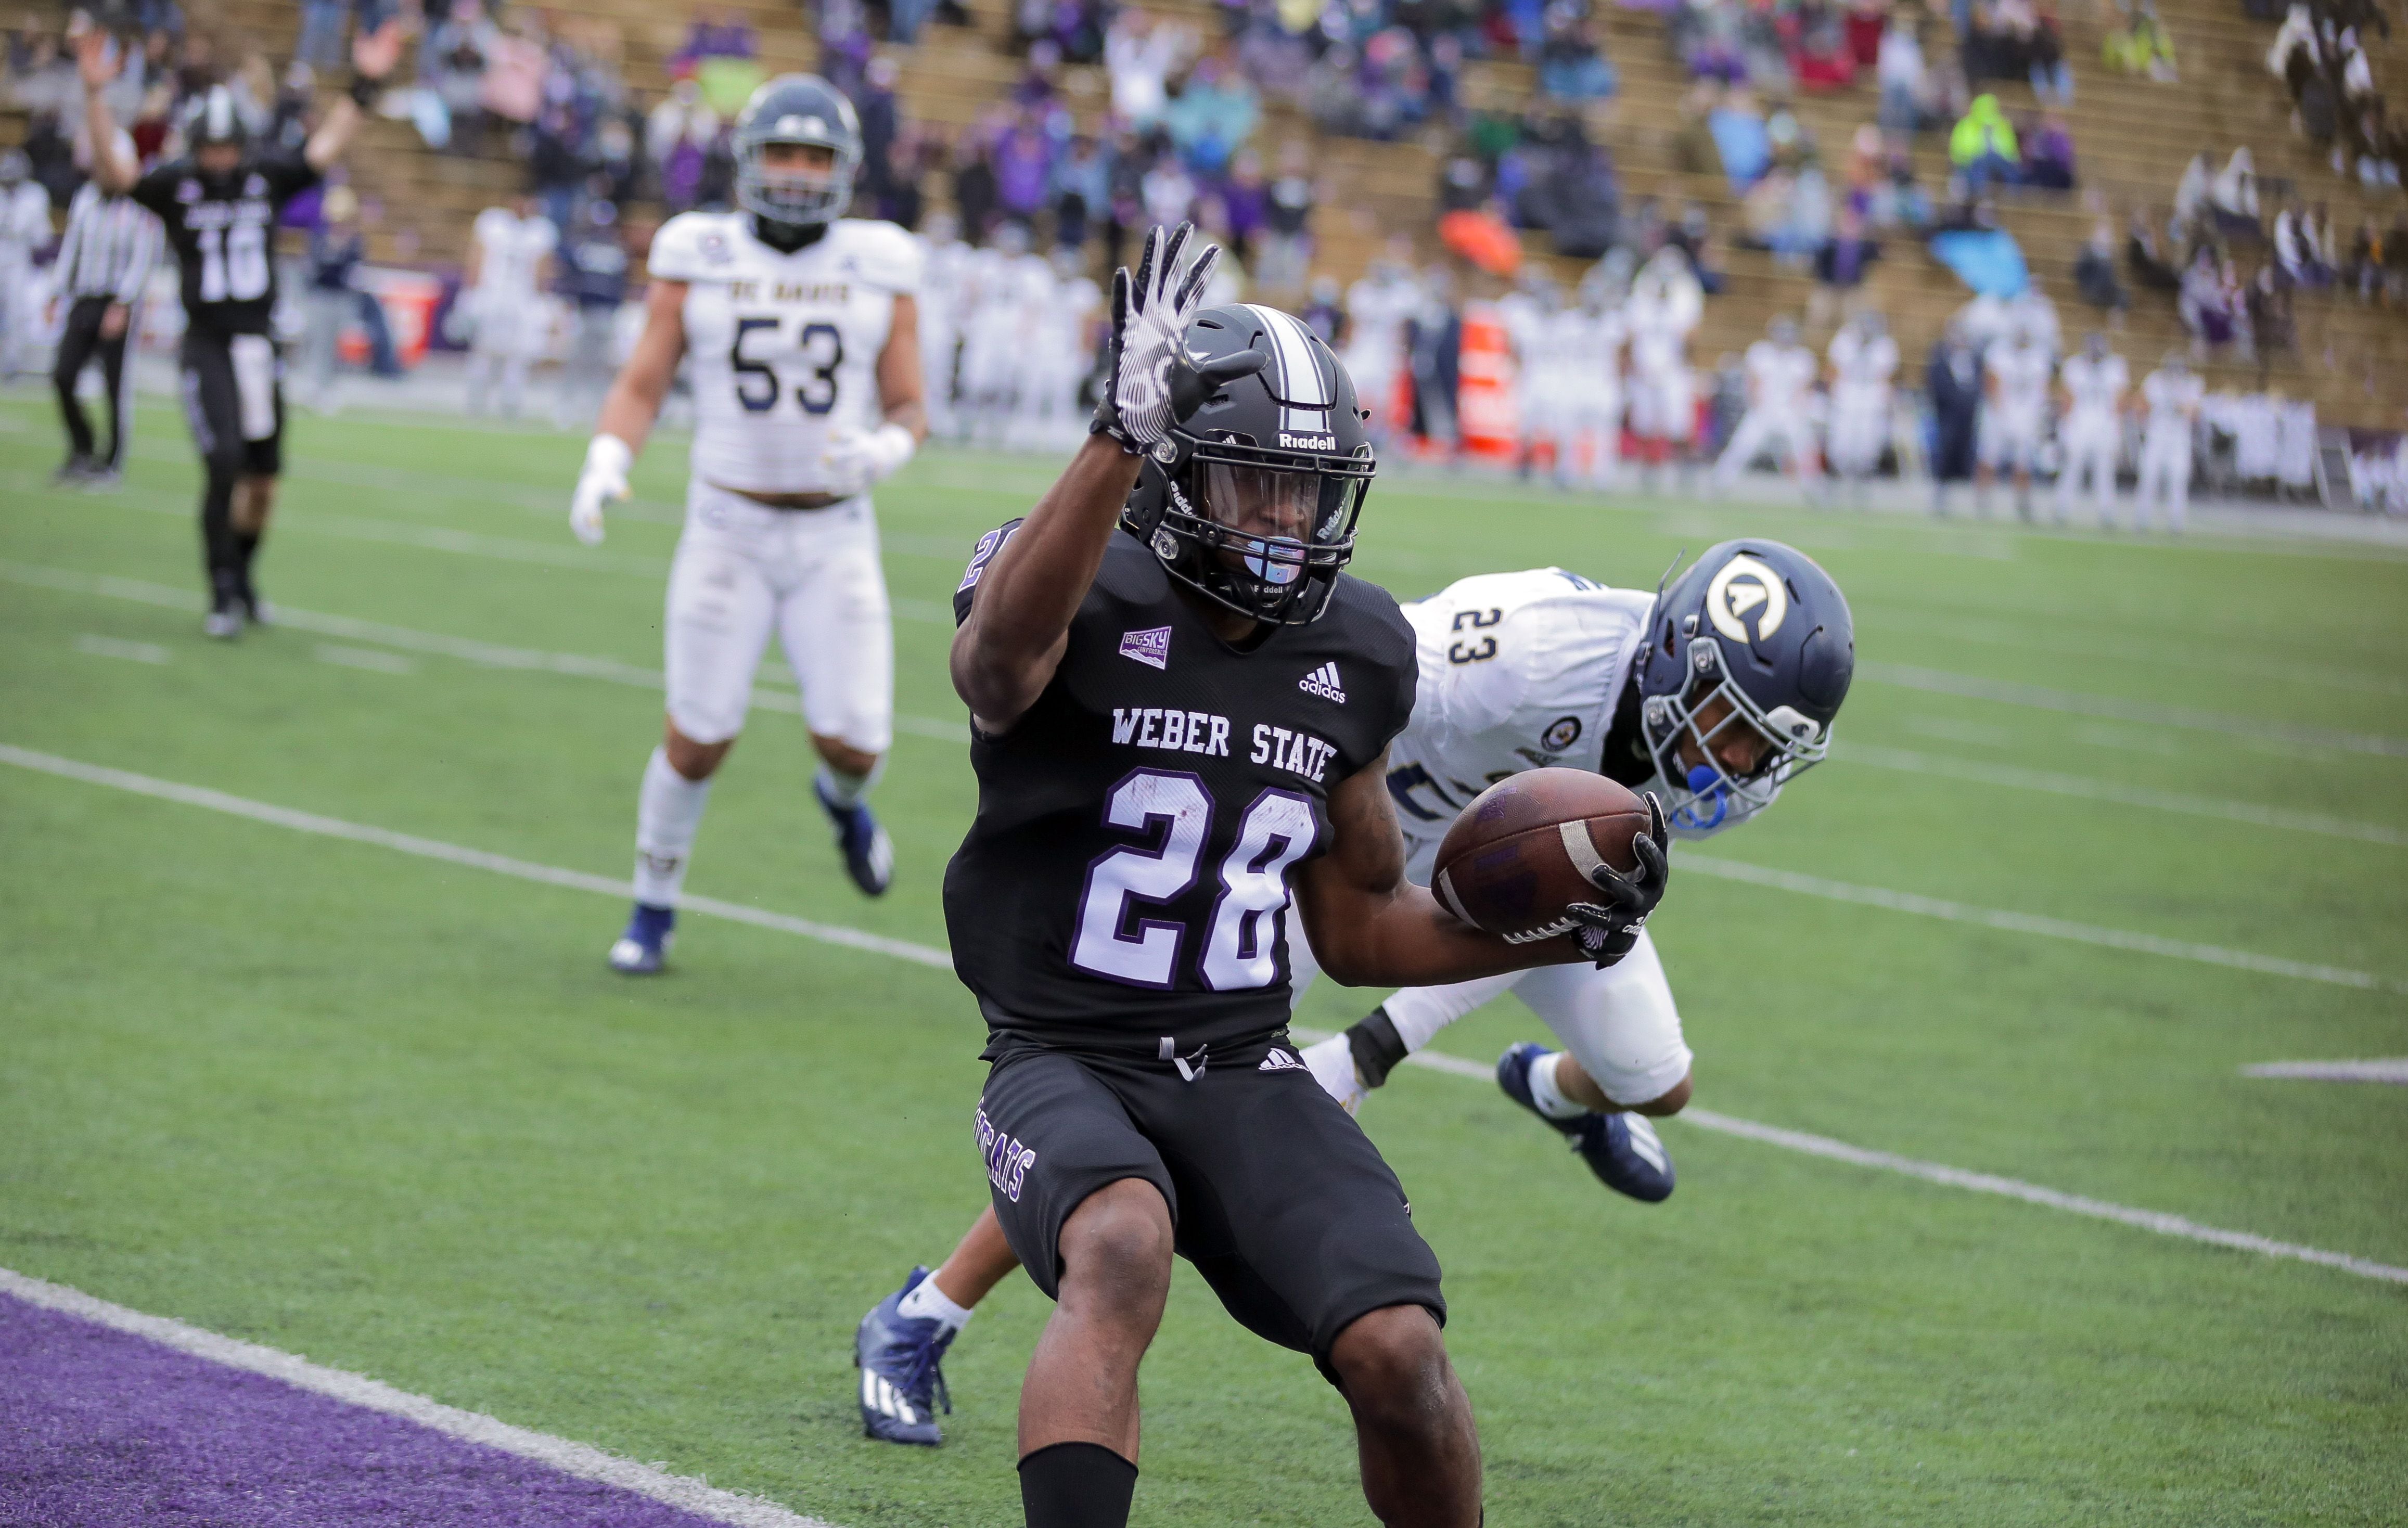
1527, 1051, 1589, 1121
1301, 1034, 1367, 1114
896, 1275, 974, 1333
815, 758, 883, 808
633, 746, 712, 907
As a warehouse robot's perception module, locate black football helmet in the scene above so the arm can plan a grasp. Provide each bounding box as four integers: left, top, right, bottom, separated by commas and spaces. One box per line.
1636, 540, 1854, 835
1121, 303, 1376, 625
732, 74, 862, 228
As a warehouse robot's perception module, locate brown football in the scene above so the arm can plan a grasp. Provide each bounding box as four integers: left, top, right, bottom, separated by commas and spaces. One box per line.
1430, 769, 1650, 944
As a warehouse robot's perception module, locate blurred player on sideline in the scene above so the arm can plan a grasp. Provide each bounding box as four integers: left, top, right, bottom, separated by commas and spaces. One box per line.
915, 210, 970, 439
1343, 245, 1421, 447
2135, 351, 2202, 532
853, 543, 1847, 1452
1978, 323, 2052, 518
1823, 310, 1896, 503
1712, 316, 1821, 496
2054, 333, 2128, 524
1625, 248, 1701, 486
0, 149, 51, 381
77, 17, 404, 635
553, 199, 629, 429
49, 146, 161, 487
566, 74, 926, 974
464, 192, 557, 418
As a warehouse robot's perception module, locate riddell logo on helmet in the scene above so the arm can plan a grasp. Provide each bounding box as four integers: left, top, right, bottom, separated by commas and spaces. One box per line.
1279, 432, 1337, 451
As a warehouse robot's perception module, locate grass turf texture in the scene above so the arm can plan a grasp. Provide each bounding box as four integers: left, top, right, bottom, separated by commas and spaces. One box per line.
3, 390, 2405, 1525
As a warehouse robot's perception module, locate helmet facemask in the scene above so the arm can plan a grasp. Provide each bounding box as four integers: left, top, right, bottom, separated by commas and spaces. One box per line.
1152, 434, 1372, 626
1640, 636, 1830, 834
739, 136, 857, 227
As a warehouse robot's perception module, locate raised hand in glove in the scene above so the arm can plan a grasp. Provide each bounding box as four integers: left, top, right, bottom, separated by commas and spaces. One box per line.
1563, 793, 1671, 969
1090, 221, 1266, 453
569, 433, 631, 546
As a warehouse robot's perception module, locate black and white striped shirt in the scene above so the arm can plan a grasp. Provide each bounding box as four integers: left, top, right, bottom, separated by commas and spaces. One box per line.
56, 182, 164, 305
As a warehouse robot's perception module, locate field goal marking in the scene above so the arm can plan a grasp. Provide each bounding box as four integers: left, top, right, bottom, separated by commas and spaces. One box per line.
0, 1265, 835, 1528
5, 741, 2403, 1290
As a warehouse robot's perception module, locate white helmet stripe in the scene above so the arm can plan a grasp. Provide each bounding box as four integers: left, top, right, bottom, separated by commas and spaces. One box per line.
206, 86, 234, 141
1241, 303, 1330, 432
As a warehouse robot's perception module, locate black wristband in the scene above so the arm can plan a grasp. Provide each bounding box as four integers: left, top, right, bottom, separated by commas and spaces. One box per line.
348, 74, 379, 108
1346, 1006, 1411, 1090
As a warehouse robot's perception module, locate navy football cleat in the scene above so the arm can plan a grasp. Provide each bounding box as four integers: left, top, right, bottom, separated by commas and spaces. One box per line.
607, 903, 674, 974
815, 776, 894, 897
1496, 1043, 1676, 1203
855, 1266, 954, 1446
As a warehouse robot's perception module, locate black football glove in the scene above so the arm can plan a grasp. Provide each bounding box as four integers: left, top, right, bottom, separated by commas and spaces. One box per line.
1563, 792, 1670, 969
1090, 222, 1265, 453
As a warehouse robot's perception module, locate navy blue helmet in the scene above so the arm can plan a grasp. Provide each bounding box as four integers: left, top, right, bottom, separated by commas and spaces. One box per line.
1636, 540, 1853, 834
1121, 303, 1376, 626
732, 74, 862, 228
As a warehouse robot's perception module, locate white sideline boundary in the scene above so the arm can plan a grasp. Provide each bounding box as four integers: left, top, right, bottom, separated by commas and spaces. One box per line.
7, 743, 2405, 1288
2242, 1059, 2408, 1084
0, 1265, 836, 1528
11, 560, 2400, 837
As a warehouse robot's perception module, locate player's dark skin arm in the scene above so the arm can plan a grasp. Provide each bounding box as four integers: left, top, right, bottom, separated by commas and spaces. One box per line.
1297, 752, 1589, 989
950, 433, 1142, 733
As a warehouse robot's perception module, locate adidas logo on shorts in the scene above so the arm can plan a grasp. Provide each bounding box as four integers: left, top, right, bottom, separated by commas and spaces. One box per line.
1258, 1048, 1305, 1072
1298, 662, 1346, 703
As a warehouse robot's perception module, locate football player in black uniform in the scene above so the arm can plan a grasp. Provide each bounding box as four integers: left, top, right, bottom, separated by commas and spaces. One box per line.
926, 225, 1670, 1528
76, 18, 405, 637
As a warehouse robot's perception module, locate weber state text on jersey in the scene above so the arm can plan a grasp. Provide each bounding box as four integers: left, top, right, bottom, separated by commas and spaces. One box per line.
649, 211, 923, 493
1384, 569, 1656, 843
945, 524, 1416, 1052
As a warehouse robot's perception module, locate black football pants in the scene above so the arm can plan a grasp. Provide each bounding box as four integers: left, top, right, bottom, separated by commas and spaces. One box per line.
53, 296, 131, 470
178, 330, 285, 602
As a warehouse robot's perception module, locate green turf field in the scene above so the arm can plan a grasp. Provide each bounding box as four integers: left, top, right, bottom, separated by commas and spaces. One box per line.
4, 389, 2405, 1525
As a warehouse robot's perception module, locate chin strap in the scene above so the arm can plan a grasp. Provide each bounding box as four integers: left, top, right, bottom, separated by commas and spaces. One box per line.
750, 215, 830, 254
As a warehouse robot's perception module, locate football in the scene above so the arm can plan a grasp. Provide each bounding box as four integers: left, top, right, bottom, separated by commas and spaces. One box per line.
1430, 769, 1651, 943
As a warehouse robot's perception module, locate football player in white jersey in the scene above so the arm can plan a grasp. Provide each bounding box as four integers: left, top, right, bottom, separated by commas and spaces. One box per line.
464, 192, 558, 418
1712, 316, 1822, 495
1512, 276, 1628, 491
915, 210, 971, 440
1625, 248, 1703, 482
848, 542, 1852, 1446
0, 149, 52, 381
1013, 247, 1100, 450
1343, 244, 1421, 448
1978, 323, 2053, 518
2053, 333, 2129, 524
2135, 351, 2203, 532
566, 75, 927, 974
958, 225, 1034, 446
1824, 310, 1897, 502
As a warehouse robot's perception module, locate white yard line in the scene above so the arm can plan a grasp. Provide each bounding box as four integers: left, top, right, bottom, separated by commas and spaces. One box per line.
73, 633, 171, 665
2241, 1059, 2408, 1084
1674, 853, 2405, 995
1836, 743, 2408, 849
1858, 660, 2408, 760
6, 742, 2403, 1287
0, 1265, 836, 1528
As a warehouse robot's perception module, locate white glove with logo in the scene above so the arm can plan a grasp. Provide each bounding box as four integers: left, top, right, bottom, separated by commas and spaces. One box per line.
1090, 222, 1234, 453
570, 433, 632, 546
820, 421, 918, 496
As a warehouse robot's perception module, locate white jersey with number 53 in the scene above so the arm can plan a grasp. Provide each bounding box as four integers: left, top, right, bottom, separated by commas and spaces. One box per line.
1383, 569, 1660, 864
651, 212, 924, 494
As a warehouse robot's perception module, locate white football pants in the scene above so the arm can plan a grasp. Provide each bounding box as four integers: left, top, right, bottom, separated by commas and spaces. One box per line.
2135, 432, 2192, 530
2056, 415, 2120, 520
662, 480, 895, 754
1284, 830, 1694, 1108
1714, 406, 1820, 487
0, 257, 36, 377
1628, 365, 1695, 443
1522, 382, 1622, 482
1825, 391, 1890, 479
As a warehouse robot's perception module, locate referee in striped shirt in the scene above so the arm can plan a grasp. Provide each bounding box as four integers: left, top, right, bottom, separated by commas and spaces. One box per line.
52, 171, 162, 488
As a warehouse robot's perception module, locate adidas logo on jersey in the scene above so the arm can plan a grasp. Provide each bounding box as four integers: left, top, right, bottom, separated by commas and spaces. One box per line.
1298, 662, 1347, 702
1258, 1047, 1306, 1072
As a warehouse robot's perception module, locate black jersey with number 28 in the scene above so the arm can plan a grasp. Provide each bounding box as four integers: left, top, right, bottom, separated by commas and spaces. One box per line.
945, 521, 1418, 1055
131, 150, 321, 338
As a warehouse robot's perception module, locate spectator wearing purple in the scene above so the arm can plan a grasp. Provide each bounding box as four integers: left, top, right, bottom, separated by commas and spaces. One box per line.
1051, 133, 1110, 251
1256, 139, 1315, 293
1813, 204, 1882, 288
2020, 110, 2074, 190
856, 55, 903, 217
992, 107, 1057, 230
1219, 147, 1269, 262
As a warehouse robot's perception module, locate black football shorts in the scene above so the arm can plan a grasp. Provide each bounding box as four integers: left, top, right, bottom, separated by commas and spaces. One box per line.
179, 330, 285, 478
976, 1031, 1446, 1383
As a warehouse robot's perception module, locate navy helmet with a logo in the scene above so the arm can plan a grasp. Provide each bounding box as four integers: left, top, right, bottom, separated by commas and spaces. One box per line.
1121, 303, 1376, 626
1635, 540, 1853, 836
732, 73, 863, 228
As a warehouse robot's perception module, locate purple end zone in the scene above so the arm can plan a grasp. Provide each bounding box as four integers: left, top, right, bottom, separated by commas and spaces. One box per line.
0, 1292, 738, 1527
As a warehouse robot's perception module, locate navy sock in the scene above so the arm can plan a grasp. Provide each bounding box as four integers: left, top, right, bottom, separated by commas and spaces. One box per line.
1018, 1441, 1137, 1528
